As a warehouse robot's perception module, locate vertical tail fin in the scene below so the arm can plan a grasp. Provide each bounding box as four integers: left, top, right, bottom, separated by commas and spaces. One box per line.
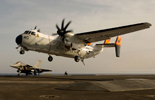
33, 60, 42, 68
115, 36, 121, 57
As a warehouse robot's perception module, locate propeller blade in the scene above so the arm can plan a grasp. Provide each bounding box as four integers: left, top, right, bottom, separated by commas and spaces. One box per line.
55, 19, 72, 36
64, 21, 71, 31
61, 19, 65, 30
52, 33, 58, 36
34, 26, 37, 30
56, 24, 60, 31
65, 30, 73, 33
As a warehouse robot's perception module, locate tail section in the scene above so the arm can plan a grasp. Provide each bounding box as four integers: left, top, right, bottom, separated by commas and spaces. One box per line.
33, 60, 42, 68
115, 36, 121, 57
96, 36, 121, 57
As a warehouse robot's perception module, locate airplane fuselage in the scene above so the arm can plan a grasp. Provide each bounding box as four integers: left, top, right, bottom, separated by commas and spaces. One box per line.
15, 20, 151, 64
19, 30, 103, 59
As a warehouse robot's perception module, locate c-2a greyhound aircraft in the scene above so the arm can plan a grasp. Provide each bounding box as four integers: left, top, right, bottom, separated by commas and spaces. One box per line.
15, 19, 151, 65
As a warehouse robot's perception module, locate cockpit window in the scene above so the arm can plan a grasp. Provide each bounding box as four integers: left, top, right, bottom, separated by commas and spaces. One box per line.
24, 31, 31, 34
31, 32, 35, 35
24, 31, 35, 35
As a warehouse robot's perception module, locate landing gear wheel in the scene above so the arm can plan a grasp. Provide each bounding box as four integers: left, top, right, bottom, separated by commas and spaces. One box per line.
26, 73, 28, 76
20, 50, 25, 55
74, 56, 80, 62
48, 56, 53, 62
18, 73, 21, 76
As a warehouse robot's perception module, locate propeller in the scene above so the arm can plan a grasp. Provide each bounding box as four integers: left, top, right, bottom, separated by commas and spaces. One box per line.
34, 26, 37, 30
56, 19, 72, 36
33, 26, 41, 32
52, 33, 58, 36
37, 29, 40, 32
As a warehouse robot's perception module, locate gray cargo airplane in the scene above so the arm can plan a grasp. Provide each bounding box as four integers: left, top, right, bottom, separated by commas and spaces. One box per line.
15, 19, 151, 64
10, 60, 52, 76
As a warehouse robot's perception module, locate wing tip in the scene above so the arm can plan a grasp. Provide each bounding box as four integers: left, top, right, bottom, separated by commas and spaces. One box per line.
144, 22, 152, 27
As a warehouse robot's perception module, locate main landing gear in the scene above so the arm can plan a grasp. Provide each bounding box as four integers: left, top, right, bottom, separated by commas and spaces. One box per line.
18, 70, 21, 76
74, 56, 85, 65
20, 50, 25, 54
74, 56, 80, 62
74, 50, 85, 65
48, 55, 53, 62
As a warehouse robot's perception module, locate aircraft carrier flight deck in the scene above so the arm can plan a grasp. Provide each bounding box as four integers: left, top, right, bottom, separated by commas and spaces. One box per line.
1, 75, 155, 100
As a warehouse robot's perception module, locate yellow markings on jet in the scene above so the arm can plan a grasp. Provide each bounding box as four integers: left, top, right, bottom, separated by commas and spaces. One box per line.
44, 74, 50, 76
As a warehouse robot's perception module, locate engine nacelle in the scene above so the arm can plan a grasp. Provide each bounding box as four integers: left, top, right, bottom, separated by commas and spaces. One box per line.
64, 41, 72, 47
63, 41, 78, 50
65, 32, 74, 37
62, 35, 78, 50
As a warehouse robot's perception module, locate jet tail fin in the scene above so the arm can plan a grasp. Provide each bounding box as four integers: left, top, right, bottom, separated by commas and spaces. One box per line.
33, 60, 42, 68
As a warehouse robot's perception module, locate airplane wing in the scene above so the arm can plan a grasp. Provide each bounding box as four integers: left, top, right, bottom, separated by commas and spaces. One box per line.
40, 69, 52, 72
33, 68, 52, 72
75, 22, 151, 43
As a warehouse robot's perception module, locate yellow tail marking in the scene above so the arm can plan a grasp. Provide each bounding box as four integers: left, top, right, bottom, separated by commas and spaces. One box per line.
104, 39, 110, 44
115, 36, 121, 46
87, 43, 92, 45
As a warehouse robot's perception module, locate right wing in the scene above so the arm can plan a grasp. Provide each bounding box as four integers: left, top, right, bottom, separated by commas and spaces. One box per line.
33, 68, 52, 72
40, 69, 52, 72
75, 22, 151, 43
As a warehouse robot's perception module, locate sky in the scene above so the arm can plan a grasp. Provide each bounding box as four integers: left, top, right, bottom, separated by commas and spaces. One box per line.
0, 0, 155, 74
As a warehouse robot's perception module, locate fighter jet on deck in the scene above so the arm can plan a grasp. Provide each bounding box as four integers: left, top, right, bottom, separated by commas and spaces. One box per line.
10, 60, 52, 76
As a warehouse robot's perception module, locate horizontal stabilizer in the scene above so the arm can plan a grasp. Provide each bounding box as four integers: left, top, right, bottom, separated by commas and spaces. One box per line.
96, 36, 121, 57
104, 39, 111, 44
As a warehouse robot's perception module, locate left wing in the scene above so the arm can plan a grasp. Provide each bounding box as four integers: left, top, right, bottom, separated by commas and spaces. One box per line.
75, 22, 151, 43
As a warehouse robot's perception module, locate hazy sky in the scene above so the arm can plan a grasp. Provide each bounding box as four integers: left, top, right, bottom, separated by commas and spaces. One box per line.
0, 0, 155, 74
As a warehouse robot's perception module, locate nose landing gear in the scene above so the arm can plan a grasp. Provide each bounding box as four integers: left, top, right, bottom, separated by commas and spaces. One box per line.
16, 46, 25, 55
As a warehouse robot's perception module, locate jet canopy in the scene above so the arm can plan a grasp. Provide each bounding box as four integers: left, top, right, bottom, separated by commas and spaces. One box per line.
16, 61, 22, 64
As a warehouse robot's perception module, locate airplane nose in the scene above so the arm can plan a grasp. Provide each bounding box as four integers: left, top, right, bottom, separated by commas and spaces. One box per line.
16, 35, 22, 45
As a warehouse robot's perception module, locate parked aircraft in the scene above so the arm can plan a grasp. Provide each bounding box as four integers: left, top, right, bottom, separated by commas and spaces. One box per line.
10, 60, 52, 76
15, 19, 151, 64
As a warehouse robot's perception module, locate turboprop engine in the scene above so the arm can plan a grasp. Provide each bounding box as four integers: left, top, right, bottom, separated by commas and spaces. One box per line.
55, 19, 79, 50
63, 37, 79, 50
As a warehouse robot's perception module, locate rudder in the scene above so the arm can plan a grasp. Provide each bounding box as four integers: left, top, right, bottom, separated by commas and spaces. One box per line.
115, 36, 121, 57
